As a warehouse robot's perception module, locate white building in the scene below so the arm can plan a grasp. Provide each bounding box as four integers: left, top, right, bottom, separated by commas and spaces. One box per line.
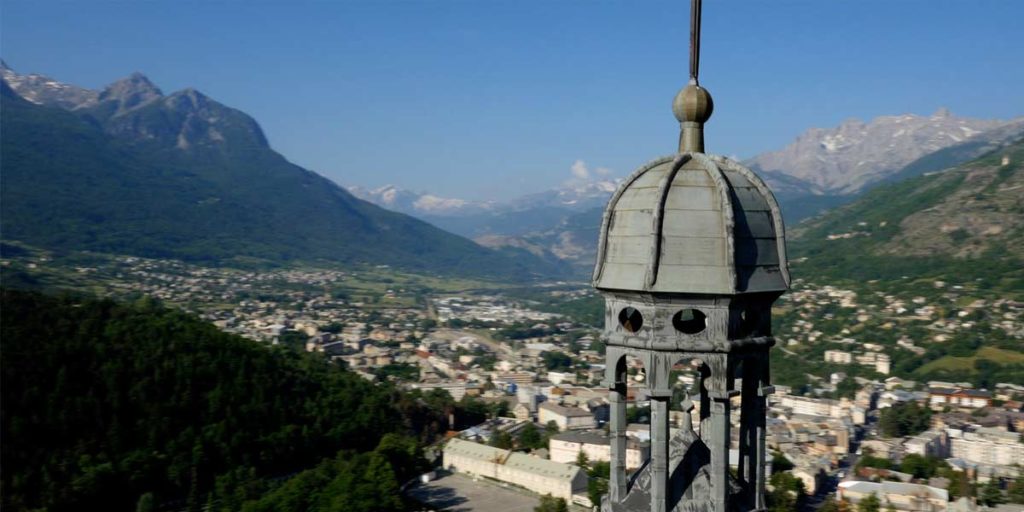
948, 427, 1024, 467
838, 481, 948, 512
824, 350, 853, 365
443, 438, 588, 502
929, 387, 992, 410
903, 429, 948, 458
546, 371, 577, 386
539, 402, 596, 431
410, 380, 467, 401
777, 395, 840, 418
549, 430, 649, 470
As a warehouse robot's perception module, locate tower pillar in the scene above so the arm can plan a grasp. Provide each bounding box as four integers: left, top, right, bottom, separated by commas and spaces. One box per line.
609, 380, 628, 503
649, 395, 670, 512
739, 357, 758, 507
754, 360, 773, 511
707, 354, 734, 512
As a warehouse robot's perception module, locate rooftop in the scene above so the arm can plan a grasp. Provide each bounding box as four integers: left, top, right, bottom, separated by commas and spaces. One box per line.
539, 402, 594, 418
839, 480, 948, 502
444, 438, 582, 482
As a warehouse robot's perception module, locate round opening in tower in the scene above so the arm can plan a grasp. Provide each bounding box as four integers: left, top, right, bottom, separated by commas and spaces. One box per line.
672, 309, 707, 334
618, 307, 643, 333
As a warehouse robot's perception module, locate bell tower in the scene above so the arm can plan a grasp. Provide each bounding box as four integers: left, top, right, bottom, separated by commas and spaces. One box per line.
595, 2, 789, 511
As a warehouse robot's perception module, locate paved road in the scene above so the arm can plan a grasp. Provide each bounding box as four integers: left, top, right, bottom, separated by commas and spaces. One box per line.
407, 472, 541, 512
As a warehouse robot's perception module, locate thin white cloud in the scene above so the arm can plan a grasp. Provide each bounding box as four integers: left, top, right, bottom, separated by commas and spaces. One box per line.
570, 159, 590, 180
564, 160, 618, 193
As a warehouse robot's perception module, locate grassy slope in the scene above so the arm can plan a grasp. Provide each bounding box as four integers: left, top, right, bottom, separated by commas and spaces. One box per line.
916, 346, 1024, 375
777, 141, 1024, 388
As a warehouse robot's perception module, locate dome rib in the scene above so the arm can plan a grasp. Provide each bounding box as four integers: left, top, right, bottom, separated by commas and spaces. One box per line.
645, 154, 688, 289
711, 156, 791, 288
592, 155, 675, 285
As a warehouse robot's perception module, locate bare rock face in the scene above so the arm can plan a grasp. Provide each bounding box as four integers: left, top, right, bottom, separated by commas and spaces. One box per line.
95, 72, 164, 116
747, 110, 1018, 195
2, 63, 266, 154
0, 60, 99, 110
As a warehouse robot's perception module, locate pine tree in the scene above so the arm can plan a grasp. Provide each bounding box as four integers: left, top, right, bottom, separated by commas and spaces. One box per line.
858, 493, 881, 512
135, 493, 155, 512
576, 450, 590, 468
818, 499, 840, 512
980, 479, 1004, 507
535, 494, 568, 512
1008, 478, 1024, 504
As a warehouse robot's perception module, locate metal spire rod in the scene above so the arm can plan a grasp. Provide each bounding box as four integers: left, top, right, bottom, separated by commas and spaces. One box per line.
689, 0, 702, 83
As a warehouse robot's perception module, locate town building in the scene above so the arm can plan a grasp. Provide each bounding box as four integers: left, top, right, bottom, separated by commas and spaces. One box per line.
409, 380, 467, 401
824, 350, 853, 365
539, 402, 596, 431
929, 387, 992, 410
948, 427, 1024, 470
549, 430, 650, 470
442, 438, 588, 502
903, 429, 949, 458
837, 481, 948, 512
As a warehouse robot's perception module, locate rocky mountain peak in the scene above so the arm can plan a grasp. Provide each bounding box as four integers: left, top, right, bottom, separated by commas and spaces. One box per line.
97, 72, 163, 114
0, 61, 100, 110
747, 110, 1015, 195
165, 88, 210, 111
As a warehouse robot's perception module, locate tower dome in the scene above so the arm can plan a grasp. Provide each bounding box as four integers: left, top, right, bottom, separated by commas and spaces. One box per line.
592, 152, 789, 295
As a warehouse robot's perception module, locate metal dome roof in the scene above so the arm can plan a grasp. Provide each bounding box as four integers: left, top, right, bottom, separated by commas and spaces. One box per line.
592, 152, 789, 295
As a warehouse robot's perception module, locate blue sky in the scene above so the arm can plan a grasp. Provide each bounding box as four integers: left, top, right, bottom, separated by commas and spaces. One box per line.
3, 0, 1022, 200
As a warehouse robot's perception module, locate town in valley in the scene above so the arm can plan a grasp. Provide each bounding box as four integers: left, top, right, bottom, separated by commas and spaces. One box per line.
5, 246, 1022, 511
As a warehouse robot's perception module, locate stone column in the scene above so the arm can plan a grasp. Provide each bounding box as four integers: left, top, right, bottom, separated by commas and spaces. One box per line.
706, 354, 734, 512
709, 394, 732, 512
650, 395, 669, 512
754, 356, 773, 511
609, 381, 628, 503
739, 359, 759, 507
698, 365, 711, 438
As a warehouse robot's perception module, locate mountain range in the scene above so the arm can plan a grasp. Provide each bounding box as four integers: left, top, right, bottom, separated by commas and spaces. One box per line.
0, 62, 567, 279
347, 173, 616, 239
748, 109, 1024, 220
750, 108, 1011, 194
4, 61, 1022, 281
790, 137, 1024, 281
349, 109, 1024, 271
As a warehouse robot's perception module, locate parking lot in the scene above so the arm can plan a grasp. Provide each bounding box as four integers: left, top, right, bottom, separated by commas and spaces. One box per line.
406, 472, 541, 512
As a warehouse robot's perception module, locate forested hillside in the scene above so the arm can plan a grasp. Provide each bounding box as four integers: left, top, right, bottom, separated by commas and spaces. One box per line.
0, 76, 566, 280
768, 141, 1024, 391
0, 289, 460, 511
790, 138, 1024, 293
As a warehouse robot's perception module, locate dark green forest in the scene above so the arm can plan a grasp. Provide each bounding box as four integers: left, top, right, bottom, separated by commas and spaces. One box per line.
0, 289, 455, 511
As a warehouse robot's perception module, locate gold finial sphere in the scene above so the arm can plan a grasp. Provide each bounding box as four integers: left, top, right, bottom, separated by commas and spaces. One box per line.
673, 83, 714, 124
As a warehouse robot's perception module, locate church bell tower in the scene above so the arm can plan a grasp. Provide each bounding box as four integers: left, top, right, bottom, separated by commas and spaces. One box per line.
595, 2, 789, 511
